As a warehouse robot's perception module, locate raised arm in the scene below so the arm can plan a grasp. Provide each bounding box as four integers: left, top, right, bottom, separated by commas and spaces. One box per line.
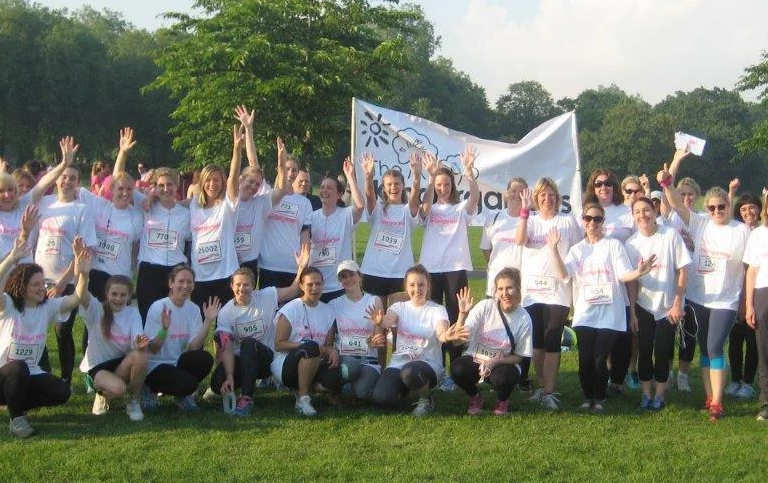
277, 243, 311, 303
59, 239, 91, 315
657, 158, 690, 226
419, 152, 439, 219
461, 145, 480, 216
18, 204, 39, 248
667, 146, 691, 181
342, 156, 365, 223
452, 287, 475, 347
728, 178, 740, 206
187, 296, 220, 350
148, 305, 172, 354
514, 188, 533, 246
227, 125, 245, 203
234, 105, 259, 169
112, 127, 137, 176
270, 136, 287, 206
408, 152, 423, 218
546, 228, 568, 280
364, 305, 398, 330
31, 137, 78, 204
362, 151, 376, 214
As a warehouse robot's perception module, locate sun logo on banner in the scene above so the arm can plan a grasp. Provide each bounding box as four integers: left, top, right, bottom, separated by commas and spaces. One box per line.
360, 111, 391, 148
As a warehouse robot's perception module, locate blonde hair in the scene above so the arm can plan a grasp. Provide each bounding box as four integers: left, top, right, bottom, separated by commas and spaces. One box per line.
704, 186, 729, 205
677, 177, 701, 198
151, 167, 180, 186
532, 177, 560, 211
12, 169, 34, 188
241, 165, 263, 179
621, 175, 641, 190
110, 171, 134, 190
197, 165, 226, 208
0, 172, 17, 191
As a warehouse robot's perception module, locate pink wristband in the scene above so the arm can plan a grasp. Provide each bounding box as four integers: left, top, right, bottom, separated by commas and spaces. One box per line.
520, 208, 530, 219
659, 177, 672, 189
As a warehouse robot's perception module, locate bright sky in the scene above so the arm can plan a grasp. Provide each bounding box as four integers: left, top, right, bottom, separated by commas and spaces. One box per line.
37, 0, 768, 105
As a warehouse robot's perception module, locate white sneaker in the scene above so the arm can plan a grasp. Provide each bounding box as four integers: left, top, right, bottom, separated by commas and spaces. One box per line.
736, 383, 756, 399
202, 387, 220, 403
295, 395, 317, 416
541, 392, 561, 411
126, 399, 144, 422
528, 388, 545, 404
9, 415, 34, 438
677, 372, 691, 392
725, 381, 741, 396
92, 394, 109, 415
412, 398, 434, 417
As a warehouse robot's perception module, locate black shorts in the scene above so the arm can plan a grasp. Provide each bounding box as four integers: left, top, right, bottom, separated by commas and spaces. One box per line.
87, 356, 125, 379
258, 268, 296, 290
362, 275, 403, 299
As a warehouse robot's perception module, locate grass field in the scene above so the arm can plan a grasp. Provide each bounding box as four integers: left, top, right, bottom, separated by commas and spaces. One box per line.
1, 224, 767, 482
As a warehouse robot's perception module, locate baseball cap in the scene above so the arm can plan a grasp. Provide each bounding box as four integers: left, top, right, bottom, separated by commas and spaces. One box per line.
336, 260, 360, 275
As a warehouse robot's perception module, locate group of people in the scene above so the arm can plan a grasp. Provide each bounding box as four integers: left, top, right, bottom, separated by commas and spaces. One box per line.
1, 105, 767, 439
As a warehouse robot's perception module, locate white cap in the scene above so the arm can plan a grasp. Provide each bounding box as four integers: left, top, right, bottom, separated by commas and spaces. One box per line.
336, 260, 360, 276
650, 190, 662, 201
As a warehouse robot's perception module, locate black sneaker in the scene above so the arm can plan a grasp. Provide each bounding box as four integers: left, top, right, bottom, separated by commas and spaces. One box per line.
518, 379, 532, 393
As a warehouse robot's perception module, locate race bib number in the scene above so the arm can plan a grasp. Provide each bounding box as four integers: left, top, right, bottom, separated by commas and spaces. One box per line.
148, 228, 178, 250
698, 255, 726, 275
312, 246, 337, 267
373, 230, 404, 255
473, 343, 502, 363
196, 240, 222, 264
235, 319, 265, 339
95, 237, 121, 262
275, 201, 299, 220
584, 283, 613, 305
526, 275, 555, 296
42, 235, 61, 256
397, 339, 425, 360
234, 232, 252, 254
8, 342, 38, 364
339, 335, 369, 356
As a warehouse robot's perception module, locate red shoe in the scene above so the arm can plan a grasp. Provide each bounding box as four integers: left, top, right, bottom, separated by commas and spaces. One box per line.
708, 403, 724, 422
703, 397, 712, 411
492, 399, 510, 416
467, 393, 483, 415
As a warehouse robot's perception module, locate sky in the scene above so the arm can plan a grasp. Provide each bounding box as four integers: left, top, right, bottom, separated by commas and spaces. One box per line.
36, 0, 768, 105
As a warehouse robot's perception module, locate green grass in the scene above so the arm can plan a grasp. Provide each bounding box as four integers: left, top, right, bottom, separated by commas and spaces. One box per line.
1, 223, 766, 482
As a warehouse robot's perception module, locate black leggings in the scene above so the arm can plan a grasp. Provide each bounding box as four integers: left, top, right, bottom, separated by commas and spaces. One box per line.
729, 319, 757, 384
527, 303, 570, 352
280, 341, 342, 393
145, 350, 214, 397
754, 288, 768, 404
372, 361, 438, 407
608, 307, 631, 385
137, 262, 174, 323
450, 355, 520, 402
192, 278, 233, 316
574, 326, 619, 401
210, 340, 273, 398
430, 270, 468, 365
0, 361, 71, 418
636, 305, 676, 383
55, 284, 77, 383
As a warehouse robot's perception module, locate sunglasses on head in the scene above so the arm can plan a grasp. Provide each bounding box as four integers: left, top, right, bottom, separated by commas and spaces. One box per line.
706, 204, 726, 213
624, 188, 643, 195
582, 214, 605, 223
594, 181, 612, 189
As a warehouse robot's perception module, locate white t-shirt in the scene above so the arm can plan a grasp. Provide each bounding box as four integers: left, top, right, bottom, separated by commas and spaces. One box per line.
234, 193, 272, 263
480, 210, 523, 297
603, 204, 634, 244
79, 189, 143, 277
329, 293, 380, 363
270, 298, 335, 385
462, 300, 532, 364
145, 297, 203, 372
310, 206, 356, 293
138, 202, 191, 266
189, 195, 239, 282
625, 226, 691, 320
215, 287, 279, 356
0, 192, 34, 263
564, 237, 633, 331
360, 202, 420, 278
35, 195, 98, 283
419, 201, 473, 272
743, 226, 768, 289
0, 294, 65, 375
79, 295, 144, 372
686, 213, 750, 310
521, 213, 582, 307
666, 210, 696, 253
387, 300, 448, 378
259, 193, 313, 273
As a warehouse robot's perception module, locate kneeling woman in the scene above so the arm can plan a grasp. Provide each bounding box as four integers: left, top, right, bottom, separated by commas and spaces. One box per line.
369, 265, 468, 416
0, 237, 89, 437
547, 204, 654, 413
210, 246, 309, 416
143, 265, 218, 411
272, 267, 341, 416
80, 275, 150, 421
450, 269, 533, 416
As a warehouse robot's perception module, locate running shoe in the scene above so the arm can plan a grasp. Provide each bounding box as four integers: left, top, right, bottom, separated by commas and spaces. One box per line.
467, 393, 483, 415
702, 396, 712, 412
677, 372, 692, 392
492, 399, 510, 416
541, 392, 561, 411
639, 394, 652, 410
627, 372, 640, 390
591, 400, 606, 415
175, 395, 200, 412
126, 399, 145, 422
412, 398, 434, 417
725, 381, 741, 396
232, 396, 253, 417
439, 376, 456, 392
577, 400, 593, 412
651, 395, 665, 411
140, 386, 158, 411
736, 384, 756, 399
528, 388, 545, 404
756, 405, 768, 421
202, 387, 220, 403
9, 415, 34, 439
295, 395, 317, 416
708, 402, 724, 422
92, 393, 109, 415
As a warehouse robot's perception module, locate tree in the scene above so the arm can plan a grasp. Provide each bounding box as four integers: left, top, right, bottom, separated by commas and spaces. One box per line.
738, 50, 768, 156
494, 81, 562, 142
568, 85, 633, 133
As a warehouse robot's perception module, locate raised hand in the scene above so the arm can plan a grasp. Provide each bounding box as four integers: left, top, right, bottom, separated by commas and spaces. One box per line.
656, 163, 672, 185
672, 148, 691, 164
546, 227, 561, 248
276, 136, 286, 164
460, 145, 478, 178
234, 105, 256, 129
342, 156, 355, 179
520, 188, 533, 211
422, 152, 439, 177
409, 151, 423, 178
639, 174, 650, 192
74, 246, 92, 275
362, 151, 375, 178
294, 241, 311, 270
59, 136, 79, 165
729, 178, 740, 194
160, 305, 172, 330
203, 296, 222, 321
365, 305, 385, 326
72, 236, 87, 258
456, 286, 475, 315
445, 324, 470, 344
637, 254, 657, 275
20, 204, 39, 234
118, 127, 136, 153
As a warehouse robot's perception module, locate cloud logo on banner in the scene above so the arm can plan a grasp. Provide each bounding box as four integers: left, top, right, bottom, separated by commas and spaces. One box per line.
392, 128, 438, 165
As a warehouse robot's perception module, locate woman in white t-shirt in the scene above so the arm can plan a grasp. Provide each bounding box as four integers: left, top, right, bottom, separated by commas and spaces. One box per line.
419, 146, 480, 382
515, 177, 581, 410
659, 153, 750, 421
272, 267, 341, 416
209, 245, 309, 416
310, 158, 364, 302
547, 203, 654, 413
624, 197, 691, 410
328, 260, 386, 400
78, 275, 149, 422
142, 265, 218, 411
360, 152, 423, 304
450, 269, 533, 416
0, 237, 90, 438
369, 265, 468, 416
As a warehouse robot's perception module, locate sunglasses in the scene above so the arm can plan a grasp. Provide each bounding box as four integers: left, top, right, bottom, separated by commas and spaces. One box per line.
582, 215, 605, 224
706, 204, 726, 213
594, 181, 612, 189
624, 188, 643, 195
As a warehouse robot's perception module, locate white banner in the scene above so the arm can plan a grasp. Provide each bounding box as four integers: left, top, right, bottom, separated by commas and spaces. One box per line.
351, 98, 582, 224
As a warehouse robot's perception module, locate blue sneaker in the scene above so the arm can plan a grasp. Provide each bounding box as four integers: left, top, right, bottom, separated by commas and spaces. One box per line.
627, 372, 640, 390
651, 395, 665, 411
140, 385, 158, 411
175, 395, 200, 412
439, 376, 456, 392
232, 396, 253, 416
639, 394, 652, 410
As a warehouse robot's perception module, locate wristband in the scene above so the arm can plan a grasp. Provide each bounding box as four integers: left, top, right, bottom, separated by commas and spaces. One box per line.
156, 328, 168, 340
659, 177, 672, 189
519, 208, 530, 219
